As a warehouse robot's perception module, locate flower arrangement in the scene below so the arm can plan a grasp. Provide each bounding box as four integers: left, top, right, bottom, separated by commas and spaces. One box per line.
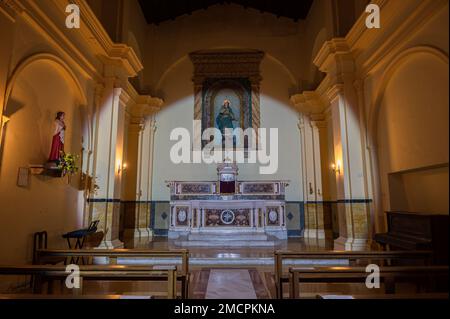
58, 152, 79, 176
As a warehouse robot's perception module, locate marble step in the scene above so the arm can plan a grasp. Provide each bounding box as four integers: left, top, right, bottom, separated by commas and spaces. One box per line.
188, 232, 268, 241
174, 240, 275, 247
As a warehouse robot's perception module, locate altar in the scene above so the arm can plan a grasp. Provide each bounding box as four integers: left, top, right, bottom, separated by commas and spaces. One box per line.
166, 163, 288, 246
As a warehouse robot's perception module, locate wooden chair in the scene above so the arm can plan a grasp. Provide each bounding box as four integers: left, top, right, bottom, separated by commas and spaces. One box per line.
288, 265, 449, 299
274, 250, 433, 298
0, 264, 177, 299
35, 248, 190, 298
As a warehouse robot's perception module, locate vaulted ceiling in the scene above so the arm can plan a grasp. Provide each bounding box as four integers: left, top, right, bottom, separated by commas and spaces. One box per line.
138, 0, 314, 25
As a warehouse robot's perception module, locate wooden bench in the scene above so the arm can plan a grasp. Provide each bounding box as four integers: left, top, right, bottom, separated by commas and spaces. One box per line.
274, 250, 433, 298
35, 249, 190, 298
288, 265, 449, 299
0, 264, 177, 299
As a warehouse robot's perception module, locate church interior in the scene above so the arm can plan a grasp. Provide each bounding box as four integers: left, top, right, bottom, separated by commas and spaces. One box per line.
0, 0, 448, 302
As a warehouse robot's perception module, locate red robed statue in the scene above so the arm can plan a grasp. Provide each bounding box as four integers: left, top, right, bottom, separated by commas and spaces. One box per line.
48, 111, 66, 162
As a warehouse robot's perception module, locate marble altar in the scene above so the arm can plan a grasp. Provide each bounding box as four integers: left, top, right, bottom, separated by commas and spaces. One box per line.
166, 163, 288, 245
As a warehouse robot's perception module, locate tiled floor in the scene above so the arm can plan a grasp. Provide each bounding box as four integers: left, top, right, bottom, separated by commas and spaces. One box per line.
190, 268, 270, 299
126, 237, 333, 259
206, 269, 257, 299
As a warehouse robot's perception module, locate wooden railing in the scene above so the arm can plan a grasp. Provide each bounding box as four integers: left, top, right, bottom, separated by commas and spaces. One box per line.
0, 264, 177, 299
35, 249, 189, 298
288, 265, 449, 299
274, 250, 433, 298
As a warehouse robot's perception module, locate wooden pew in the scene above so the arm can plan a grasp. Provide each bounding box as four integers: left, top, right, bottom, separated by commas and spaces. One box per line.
288, 265, 449, 299
0, 264, 177, 299
274, 250, 433, 298
35, 249, 190, 298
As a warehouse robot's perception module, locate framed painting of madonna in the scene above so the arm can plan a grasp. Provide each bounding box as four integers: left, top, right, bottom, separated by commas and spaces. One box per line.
190, 50, 264, 156
203, 78, 251, 149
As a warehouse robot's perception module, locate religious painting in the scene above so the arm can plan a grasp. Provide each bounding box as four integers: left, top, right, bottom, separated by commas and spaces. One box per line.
202, 78, 252, 150
190, 50, 264, 155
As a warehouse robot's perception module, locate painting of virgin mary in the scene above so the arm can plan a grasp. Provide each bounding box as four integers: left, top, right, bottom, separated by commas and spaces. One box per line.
216, 99, 237, 135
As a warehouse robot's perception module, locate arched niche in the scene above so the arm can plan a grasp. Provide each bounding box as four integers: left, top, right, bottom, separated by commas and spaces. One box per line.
0, 53, 89, 262
369, 46, 449, 218
2, 53, 88, 165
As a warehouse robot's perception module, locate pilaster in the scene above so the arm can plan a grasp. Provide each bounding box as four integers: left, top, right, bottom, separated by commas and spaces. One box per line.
318, 39, 371, 251
123, 95, 162, 242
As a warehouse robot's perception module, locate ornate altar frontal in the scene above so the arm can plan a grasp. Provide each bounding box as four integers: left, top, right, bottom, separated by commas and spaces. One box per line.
167, 163, 288, 245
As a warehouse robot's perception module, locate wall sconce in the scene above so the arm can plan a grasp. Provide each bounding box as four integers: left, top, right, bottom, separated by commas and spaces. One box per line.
2, 116, 10, 127
117, 161, 128, 175
331, 161, 341, 175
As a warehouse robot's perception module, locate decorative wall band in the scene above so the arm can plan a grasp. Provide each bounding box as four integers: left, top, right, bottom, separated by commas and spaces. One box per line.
87, 198, 121, 203
171, 195, 285, 201
336, 199, 373, 203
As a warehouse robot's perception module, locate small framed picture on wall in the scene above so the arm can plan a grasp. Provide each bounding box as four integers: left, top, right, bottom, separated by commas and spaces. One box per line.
17, 167, 30, 187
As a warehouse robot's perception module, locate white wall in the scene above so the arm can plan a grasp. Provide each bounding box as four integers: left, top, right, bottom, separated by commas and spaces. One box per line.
151, 56, 302, 201
376, 53, 449, 214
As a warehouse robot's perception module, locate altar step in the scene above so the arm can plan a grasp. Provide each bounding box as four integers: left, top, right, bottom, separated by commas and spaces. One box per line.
174, 240, 275, 247
174, 231, 276, 247
187, 232, 268, 241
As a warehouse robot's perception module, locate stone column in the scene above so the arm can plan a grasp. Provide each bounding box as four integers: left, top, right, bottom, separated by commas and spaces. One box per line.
91, 79, 129, 248
315, 39, 371, 250
292, 92, 331, 241
297, 113, 330, 240
123, 97, 162, 241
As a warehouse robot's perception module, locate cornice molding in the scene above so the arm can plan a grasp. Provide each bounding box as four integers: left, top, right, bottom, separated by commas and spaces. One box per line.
345, 0, 448, 77
190, 49, 265, 84
9, 0, 143, 81
290, 91, 328, 115
126, 82, 163, 118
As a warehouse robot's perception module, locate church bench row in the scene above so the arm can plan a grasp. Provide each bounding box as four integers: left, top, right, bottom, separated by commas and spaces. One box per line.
35, 248, 189, 298
288, 265, 449, 299
274, 250, 433, 298
0, 265, 177, 299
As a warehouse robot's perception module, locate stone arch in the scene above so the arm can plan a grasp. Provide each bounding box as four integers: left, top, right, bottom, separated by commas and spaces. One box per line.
4, 53, 88, 111
155, 50, 298, 97
366, 46, 449, 230
368, 46, 448, 147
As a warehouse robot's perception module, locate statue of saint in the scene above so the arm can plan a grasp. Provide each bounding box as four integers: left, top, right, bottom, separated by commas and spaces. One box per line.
216, 99, 237, 135
48, 111, 66, 163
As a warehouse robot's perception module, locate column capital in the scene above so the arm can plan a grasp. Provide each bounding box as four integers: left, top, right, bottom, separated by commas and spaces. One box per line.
313, 38, 352, 71
128, 96, 163, 119
149, 118, 157, 132
314, 38, 356, 88
325, 83, 345, 103
291, 91, 328, 115
310, 111, 326, 128
129, 118, 145, 133
100, 44, 143, 79
114, 87, 131, 107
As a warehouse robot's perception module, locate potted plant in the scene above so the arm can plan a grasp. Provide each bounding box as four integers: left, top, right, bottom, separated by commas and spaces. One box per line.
58, 152, 79, 182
